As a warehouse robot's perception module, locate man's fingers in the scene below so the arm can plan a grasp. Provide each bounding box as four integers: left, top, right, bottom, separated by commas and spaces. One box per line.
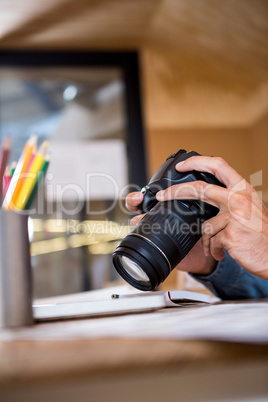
130, 214, 146, 227
156, 181, 230, 209
202, 213, 229, 256
209, 234, 226, 261
125, 192, 143, 212
175, 156, 244, 189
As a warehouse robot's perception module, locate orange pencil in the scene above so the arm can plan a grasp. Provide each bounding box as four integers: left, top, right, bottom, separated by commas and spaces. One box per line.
3, 134, 37, 210
14, 141, 49, 210
25, 152, 35, 173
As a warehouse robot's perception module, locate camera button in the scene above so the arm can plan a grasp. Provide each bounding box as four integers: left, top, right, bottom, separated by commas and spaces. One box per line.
166, 152, 176, 160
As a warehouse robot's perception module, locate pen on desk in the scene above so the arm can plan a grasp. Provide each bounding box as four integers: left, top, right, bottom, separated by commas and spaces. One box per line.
111, 294, 120, 299
111, 294, 134, 299
3, 134, 37, 210
14, 141, 49, 210
25, 155, 50, 210
0, 135, 11, 203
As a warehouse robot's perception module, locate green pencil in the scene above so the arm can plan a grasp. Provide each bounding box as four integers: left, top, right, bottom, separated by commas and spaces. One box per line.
10, 161, 17, 177
25, 156, 50, 210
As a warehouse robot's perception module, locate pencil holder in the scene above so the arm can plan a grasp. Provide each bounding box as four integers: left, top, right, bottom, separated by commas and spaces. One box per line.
0, 210, 33, 328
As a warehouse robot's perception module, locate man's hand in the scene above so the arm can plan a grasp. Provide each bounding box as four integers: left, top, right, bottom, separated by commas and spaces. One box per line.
125, 191, 217, 275
156, 156, 268, 280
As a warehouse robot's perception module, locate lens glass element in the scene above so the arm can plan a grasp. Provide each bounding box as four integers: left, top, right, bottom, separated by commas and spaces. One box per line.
119, 256, 150, 283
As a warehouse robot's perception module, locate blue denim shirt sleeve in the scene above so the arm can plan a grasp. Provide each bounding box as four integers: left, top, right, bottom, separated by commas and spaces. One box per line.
191, 250, 268, 300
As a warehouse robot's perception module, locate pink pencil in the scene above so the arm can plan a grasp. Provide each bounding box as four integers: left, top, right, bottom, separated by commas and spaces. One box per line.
3, 167, 11, 199
0, 136, 11, 203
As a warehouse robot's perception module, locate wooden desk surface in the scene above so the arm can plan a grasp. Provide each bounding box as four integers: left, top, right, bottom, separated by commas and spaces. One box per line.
1, 322, 268, 385
1, 305, 268, 402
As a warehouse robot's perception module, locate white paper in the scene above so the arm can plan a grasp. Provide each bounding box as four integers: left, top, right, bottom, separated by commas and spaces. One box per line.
32, 290, 211, 321
46, 139, 128, 201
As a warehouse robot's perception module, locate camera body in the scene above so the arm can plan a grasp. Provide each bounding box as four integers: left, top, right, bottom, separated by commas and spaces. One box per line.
112, 150, 224, 291
139, 149, 222, 215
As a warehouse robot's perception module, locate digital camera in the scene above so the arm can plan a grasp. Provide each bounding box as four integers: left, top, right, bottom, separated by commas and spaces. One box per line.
112, 150, 223, 291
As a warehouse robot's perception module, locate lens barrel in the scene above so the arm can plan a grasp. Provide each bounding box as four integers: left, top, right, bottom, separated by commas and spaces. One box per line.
113, 149, 222, 291
112, 200, 204, 291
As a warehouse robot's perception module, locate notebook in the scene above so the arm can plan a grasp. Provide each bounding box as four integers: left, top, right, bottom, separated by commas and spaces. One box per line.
33, 289, 211, 321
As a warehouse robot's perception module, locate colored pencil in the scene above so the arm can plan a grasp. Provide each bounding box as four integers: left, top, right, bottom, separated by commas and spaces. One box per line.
25, 152, 35, 173
3, 166, 11, 199
14, 141, 49, 210
25, 155, 50, 210
10, 161, 17, 177
0, 135, 11, 203
3, 134, 37, 209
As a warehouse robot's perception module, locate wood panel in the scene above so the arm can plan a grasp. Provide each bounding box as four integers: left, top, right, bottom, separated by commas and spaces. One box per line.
141, 49, 268, 129
0, 0, 158, 48
146, 115, 268, 200
1, 0, 267, 128
146, 127, 252, 178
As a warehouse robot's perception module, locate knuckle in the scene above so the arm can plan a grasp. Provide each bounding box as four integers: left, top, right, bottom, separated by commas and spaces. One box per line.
224, 225, 238, 244
240, 194, 251, 209
232, 192, 251, 211
195, 181, 211, 201
194, 180, 207, 194
210, 232, 224, 249
215, 157, 228, 170
228, 232, 236, 244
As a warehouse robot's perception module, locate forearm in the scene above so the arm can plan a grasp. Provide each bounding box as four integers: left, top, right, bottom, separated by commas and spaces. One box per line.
191, 251, 268, 300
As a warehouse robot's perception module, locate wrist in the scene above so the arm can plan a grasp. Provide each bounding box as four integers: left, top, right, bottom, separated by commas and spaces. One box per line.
191, 256, 218, 276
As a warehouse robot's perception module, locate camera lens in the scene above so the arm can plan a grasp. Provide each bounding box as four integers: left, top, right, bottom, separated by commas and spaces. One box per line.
113, 201, 203, 291
119, 256, 150, 282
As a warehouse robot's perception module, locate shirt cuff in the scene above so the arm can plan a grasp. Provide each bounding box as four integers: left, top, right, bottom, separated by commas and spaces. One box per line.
190, 250, 268, 300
